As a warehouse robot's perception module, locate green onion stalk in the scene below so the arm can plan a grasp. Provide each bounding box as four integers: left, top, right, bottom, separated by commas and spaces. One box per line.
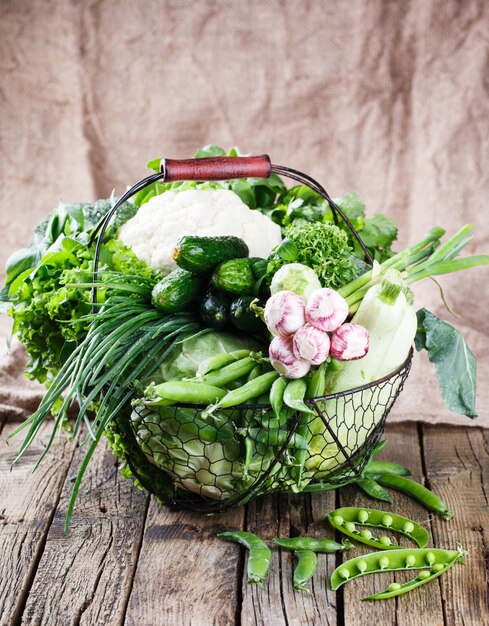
338, 225, 489, 313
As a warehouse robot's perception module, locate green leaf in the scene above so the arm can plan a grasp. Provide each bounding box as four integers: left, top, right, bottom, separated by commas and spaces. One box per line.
146, 157, 162, 172
415, 308, 478, 418
5, 247, 42, 285
361, 214, 398, 249
193, 145, 227, 158
333, 192, 366, 220
231, 179, 256, 209
275, 238, 298, 262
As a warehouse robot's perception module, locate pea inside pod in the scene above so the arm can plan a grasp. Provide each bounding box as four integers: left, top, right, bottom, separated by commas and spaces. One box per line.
362, 549, 466, 601
273, 537, 352, 553
330, 548, 460, 591
327, 507, 429, 550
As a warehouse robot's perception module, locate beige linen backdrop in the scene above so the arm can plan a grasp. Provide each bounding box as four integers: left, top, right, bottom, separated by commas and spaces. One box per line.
1, 0, 488, 426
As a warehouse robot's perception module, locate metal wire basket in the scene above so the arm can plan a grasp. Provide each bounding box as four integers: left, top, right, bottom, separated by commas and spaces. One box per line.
93, 155, 413, 511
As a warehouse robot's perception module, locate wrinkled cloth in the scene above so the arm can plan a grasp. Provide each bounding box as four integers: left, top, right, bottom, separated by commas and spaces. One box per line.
0, 0, 488, 426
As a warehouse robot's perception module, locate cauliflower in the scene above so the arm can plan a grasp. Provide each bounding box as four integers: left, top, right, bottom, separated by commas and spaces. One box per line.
118, 189, 282, 273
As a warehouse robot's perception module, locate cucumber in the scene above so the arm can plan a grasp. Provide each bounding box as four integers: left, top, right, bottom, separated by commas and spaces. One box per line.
212, 258, 255, 295
200, 288, 231, 329
230, 296, 264, 333
172, 236, 249, 273
151, 268, 204, 313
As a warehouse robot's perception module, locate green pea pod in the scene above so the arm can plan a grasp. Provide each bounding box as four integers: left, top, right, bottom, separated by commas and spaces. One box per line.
283, 379, 315, 415
293, 550, 318, 592
306, 364, 326, 399
365, 460, 413, 477
201, 356, 258, 387
273, 537, 351, 553
150, 380, 226, 405
355, 477, 393, 503
363, 548, 467, 601
368, 473, 454, 520
214, 371, 279, 409
218, 531, 272, 586
196, 349, 251, 377
327, 507, 429, 550
330, 548, 460, 591
270, 376, 287, 418
247, 364, 262, 382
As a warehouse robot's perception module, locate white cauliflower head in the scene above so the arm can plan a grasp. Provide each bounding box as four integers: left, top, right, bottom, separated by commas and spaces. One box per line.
118, 188, 282, 274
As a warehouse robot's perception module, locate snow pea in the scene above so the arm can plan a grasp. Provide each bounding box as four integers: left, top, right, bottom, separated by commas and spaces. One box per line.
355, 477, 393, 503
293, 550, 318, 591
283, 379, 315, 415
369, 473, 454, 520
363, 548, 466, 600
201, 356, 258, 386
330, 548, 460, 590
218, 531, 271, 586
273, 537, 351, 553
327, 507, 429, 550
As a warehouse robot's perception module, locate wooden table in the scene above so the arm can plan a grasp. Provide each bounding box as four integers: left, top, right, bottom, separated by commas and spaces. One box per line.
1, 419, 488, 626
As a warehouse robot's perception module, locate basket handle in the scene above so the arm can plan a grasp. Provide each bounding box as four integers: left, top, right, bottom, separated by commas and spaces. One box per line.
160, 155, 271, 182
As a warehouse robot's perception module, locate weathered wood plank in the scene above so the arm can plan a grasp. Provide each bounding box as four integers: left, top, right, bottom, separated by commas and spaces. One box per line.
21, 440, 148, 626
124, 499, 245, 626
0, 421, 77, 626
241, 490, 337, 626
339, 423, 445, 626
422, 424, 489, 626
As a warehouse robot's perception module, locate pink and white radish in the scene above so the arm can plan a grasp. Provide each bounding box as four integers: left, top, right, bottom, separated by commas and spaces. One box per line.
305, 288, 349, 332
269, 335, 311, 379
292, 323, 330, 365
330, 323, 370, 361
264, 290, 306, 337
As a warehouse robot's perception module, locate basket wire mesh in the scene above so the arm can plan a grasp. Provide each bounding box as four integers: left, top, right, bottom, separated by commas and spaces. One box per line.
93, 156, 413, 511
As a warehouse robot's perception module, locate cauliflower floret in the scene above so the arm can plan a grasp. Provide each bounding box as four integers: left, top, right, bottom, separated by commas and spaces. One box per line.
118, 189, 282, 273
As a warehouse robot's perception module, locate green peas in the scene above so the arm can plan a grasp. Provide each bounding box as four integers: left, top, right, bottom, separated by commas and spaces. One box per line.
417, 570, 431, 580
273, 537, 349, 553
431, 563, 444, 572
389, 582, 401, 591
214, 371, 279, 408
201, 356, 258, 386
150, 380, 227, 405
283, 379, 315, 415
293, 550, 318, 592
330, 548, 462, 591
218, 531, 271, 586
196, 349, 251, 377
327, 507, 429, 550
269, 376, 287, 418
379, 556, 390, 570
382, 515, 393, 527
403, 521, 415, 534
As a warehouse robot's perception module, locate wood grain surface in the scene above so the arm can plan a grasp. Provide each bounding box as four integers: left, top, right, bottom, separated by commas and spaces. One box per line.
0, 422, 487, 626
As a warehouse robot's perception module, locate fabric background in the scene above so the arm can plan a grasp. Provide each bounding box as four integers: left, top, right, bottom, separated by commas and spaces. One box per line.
1, 0, 488, 426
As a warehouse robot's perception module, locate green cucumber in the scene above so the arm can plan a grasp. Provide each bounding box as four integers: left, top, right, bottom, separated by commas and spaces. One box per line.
200, 288, 231, 329
172, 236, 249, 273
212, 258, 255, 295
151, 268, 204, 313
230, 296, 264, 333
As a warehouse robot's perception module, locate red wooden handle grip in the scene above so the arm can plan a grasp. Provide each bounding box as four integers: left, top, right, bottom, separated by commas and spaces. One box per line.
160, 155, 271, 182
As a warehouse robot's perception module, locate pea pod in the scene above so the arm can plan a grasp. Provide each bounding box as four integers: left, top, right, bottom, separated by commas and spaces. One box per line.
218, 531, 272, 586
273, 537, 351, 553
330, 548, 460, 590
364, 460, 413, 476
293, 550, 318, 592
241, 427, 308, 449
363, 548, 467, 601
355, 477, 393, 503
201, 356, 258, 386
196, 349, 251, 377
270, 376, 287, 418
150, 380, 226, 405
327, 507, 429, 550
283, 379, 315, 415
368, 473, 454, 520
214, 371, 279, 409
